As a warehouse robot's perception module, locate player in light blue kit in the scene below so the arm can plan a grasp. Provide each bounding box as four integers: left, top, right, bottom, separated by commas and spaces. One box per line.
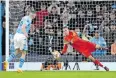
4, 10, 36, 73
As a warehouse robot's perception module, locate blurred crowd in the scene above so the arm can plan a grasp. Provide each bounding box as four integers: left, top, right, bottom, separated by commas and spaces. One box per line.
9, 1, 116, 56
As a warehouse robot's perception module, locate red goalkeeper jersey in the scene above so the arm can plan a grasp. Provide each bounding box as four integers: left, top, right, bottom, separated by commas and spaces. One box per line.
62, 30, 96, 57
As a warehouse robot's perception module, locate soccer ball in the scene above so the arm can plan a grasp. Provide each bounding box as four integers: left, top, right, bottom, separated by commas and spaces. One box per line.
52, 50, 61, 59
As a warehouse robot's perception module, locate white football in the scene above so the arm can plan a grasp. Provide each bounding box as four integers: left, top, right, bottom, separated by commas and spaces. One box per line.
52, 50, 61, 59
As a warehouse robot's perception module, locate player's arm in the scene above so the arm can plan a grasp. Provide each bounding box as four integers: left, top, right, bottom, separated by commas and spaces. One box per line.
52, 40, 68, 57
22, 24, 28, 38
111, 44, 115, 55
21, 19, 28, 38
70, 30, 77, 43
61, 40, 68, 54
61, 31, 76, 54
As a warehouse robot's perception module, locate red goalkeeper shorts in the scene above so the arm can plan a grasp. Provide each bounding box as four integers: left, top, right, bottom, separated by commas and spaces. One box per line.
72, 40, 96, 57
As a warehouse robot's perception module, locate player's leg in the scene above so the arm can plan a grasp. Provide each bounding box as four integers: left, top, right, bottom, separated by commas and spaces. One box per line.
3, 49, 20, 70
88, 55, 109, 71
88, 55, 103, 67
17, 38, 27, 72
4, 44, 21, 71
7, 48, 20, 62
96, 44, 108, 50
17, 50, 26, 73
4, 34, 23, 71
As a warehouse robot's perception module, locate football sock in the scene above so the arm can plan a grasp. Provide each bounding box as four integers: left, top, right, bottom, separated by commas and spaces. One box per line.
7, 53, 16, 62
93, 59, 103, 67
19, 58, 25, 68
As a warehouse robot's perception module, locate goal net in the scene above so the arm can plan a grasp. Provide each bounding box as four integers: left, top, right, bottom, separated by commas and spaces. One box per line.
7, 0, 116, 71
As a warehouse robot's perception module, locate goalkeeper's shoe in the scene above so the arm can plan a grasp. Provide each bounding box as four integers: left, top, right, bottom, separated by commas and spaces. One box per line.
17, 68, 23, 73
104, 66, 109, 71
3, 61, 8, 71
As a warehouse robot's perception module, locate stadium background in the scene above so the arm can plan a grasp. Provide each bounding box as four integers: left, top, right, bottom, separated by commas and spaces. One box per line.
0, 0, 116, 71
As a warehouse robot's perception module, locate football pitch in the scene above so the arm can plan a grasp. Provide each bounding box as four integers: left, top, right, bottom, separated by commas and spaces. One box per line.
0, 71, 116, 78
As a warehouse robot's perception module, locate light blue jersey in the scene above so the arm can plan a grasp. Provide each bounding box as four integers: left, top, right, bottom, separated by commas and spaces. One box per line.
90, 37, 107, 55
16, 16, 32, 34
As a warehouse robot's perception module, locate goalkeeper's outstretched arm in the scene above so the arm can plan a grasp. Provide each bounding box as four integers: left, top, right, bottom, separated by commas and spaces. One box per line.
61, 40, 69, 54
61, 44, 68, 54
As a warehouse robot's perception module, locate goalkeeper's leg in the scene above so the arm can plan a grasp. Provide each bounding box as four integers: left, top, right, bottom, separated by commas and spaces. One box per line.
88, 55, 109, 71
4, 48, 20, 71
96, 44, 108, 50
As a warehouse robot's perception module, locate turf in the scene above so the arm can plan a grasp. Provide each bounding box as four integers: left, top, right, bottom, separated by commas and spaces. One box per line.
0, 71, 116, 78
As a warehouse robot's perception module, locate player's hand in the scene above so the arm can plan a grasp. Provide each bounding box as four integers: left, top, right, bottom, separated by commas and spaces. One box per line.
111, 53, 115, 56
59, 51, 63, 55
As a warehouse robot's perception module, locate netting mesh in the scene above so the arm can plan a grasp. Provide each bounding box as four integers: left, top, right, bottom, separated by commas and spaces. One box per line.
9, 0, 116, 63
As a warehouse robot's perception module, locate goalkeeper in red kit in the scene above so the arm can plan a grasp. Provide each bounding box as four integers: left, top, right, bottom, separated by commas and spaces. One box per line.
61, 26, 109, 71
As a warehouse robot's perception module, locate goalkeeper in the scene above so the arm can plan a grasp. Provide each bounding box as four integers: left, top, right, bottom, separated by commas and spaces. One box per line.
4, 10, 36, 72
60, 26, 109, 71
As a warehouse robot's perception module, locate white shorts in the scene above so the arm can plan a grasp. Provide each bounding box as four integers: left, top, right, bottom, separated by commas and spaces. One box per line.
14, 33, 28, 51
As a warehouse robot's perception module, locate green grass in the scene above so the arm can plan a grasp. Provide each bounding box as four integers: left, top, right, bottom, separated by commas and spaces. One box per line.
0, 71, 116, 78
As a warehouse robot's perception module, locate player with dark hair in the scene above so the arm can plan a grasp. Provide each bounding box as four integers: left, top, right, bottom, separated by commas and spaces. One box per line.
61, 26, 109, 71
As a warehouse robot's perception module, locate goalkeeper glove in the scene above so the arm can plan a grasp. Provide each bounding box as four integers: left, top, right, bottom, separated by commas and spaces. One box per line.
59, 51, 63, 55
